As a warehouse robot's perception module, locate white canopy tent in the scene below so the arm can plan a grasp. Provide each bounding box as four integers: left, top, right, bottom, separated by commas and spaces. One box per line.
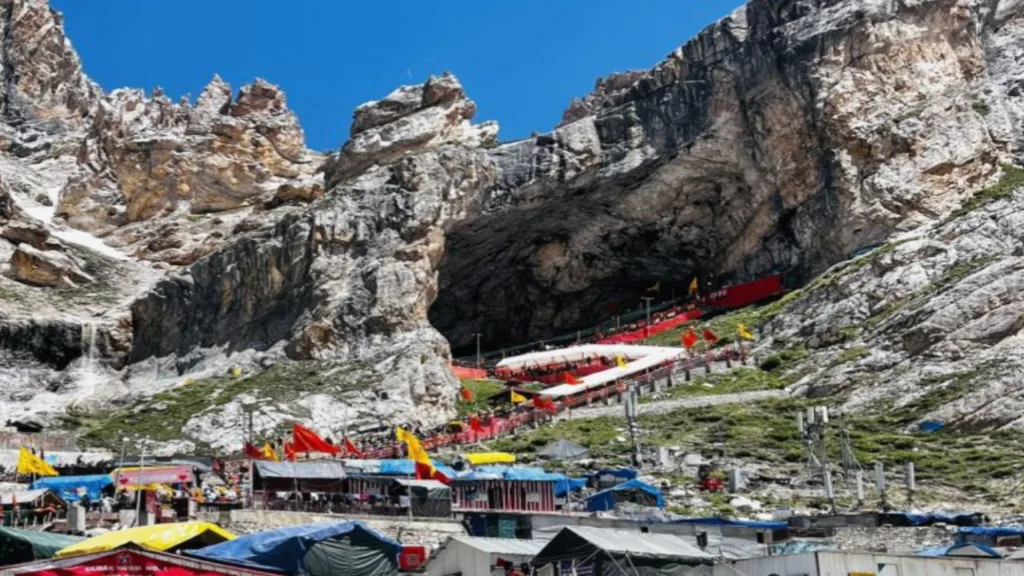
425, 536, 547, 576
501, 345, 686, 399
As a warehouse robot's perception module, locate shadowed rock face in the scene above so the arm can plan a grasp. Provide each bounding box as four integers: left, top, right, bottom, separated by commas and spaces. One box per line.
431, 0, 1024, 350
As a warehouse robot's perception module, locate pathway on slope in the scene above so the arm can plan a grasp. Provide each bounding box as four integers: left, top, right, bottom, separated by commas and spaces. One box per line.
558, 389, 788, 420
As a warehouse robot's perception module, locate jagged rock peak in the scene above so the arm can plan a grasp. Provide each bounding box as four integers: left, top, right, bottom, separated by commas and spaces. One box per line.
0, 0, 101, 127
559, 70, 647, 127
328, 72, 498, 188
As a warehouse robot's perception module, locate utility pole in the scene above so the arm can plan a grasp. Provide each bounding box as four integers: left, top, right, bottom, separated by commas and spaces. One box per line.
133, 438, 147, 527
641, 297, 654, 342
624, 382, 642, 469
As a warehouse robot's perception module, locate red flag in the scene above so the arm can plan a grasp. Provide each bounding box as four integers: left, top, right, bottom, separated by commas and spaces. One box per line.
292, 423, 341, 454
243, 442, 263, 459
469, 416, 483, 432
460, 387, 474, 401
681, 327, 698, 349
283, 441, 297, 462
532, 395, 557, 414
343, 437, 365, 459
562, 373, 583, 385
702, 327, 719, 345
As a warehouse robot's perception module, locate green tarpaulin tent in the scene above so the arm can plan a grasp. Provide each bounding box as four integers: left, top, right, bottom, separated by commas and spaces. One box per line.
0, 526, 84, 566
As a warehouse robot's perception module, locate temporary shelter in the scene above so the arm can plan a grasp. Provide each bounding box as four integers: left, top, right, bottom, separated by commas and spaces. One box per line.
55, 522, 234, 557
391, 479, 451, 517
919, 542, 1002, 558
425, 536, 546, 576
0, 527, 82, 566
252, 460, 346, 493
30, 475, 112, 503
591, 468, 638, 489
538, 439, 590, 461
190, 521, 401, 576
2, 545, 280, 576
531, 526, 714, 576
585, 479, 664, 512
0, 490, 63, 509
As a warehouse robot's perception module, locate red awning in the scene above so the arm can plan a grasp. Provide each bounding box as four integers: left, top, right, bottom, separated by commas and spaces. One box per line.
111, 465, 195, 487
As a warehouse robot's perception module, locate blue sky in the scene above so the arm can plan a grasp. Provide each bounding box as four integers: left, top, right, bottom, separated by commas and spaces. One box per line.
52, 0, 742, 152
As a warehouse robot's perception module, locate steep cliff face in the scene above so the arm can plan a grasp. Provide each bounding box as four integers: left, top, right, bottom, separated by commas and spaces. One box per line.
3, 0, 1024, 452
432, 0, 1024, 350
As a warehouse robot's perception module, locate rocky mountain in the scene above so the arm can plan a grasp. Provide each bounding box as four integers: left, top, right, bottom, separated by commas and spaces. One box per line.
2, 0, 1024, 453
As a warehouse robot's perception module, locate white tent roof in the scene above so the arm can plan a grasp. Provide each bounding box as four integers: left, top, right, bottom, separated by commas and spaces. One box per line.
546, 526, 715, 561
538, 347, 685, 398
496, 344, 683, 370
0, 489, 49, 505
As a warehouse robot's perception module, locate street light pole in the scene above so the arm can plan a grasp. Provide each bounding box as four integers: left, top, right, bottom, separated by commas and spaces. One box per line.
473, 333, 482, 367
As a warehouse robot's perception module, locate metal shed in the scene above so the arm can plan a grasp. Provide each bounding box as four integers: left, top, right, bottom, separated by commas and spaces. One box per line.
425, 536, 546, 576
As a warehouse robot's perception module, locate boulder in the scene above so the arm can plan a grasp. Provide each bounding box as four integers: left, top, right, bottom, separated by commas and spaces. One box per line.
10, 245, 93, 288
2, 221, 51, 249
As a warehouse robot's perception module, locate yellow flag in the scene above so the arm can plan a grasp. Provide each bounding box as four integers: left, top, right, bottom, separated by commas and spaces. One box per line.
510, 391, 527, 404
616, 355, 628, 369
689, 277, 699, 295
260, 443, 280, 462
646, 281, 660, 293
737, 323, 755, 341
396, 427, 434, 471
17, 447, 58, 477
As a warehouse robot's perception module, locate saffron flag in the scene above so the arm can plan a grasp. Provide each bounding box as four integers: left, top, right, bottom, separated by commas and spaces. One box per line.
260, 443, 280, 462
283, 441, 297, 462
615, 355, 628, 369
396, 427, 452, 485
469, 416, 483, 432
343, 437, 365, 459
16, 447, 57, 477
292, 423, 341, 454
689, 277, 699, 296
563, 373, 583, 385
738, 323, 756, 341
460, 387, 474, 402
702, 327, 719, 345
510, 390, 527, 404
681, 327, 698, 349
532, 395, 557, 414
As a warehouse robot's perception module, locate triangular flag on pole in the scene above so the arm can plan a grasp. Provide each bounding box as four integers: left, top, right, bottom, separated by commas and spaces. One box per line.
396, 427, 451, 484
681, 327, 698, 349
689, 277, 699, 296
738, 323, 756, 341
510, 391, 527, 404
615, 355, 628, 369
292, 423, 341, 454
260, 443, 280, 462
17, 447, 57, 477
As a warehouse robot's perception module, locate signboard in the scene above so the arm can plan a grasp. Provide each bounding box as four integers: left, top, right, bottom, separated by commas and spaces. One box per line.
526, 493, 541, 503
18, 550, 242, 576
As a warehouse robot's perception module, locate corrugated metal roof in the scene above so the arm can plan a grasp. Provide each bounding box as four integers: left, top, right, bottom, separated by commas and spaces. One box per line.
254, 460, 346, 479
564, 526, 715, 560
453, 536, 547, 556
0, 490, 49, 505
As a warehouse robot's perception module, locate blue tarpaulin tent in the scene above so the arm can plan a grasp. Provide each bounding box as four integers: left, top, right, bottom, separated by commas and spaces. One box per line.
376, 459, 456, 479
189, 521, 401, 576
555, 477, 588, 497
585, 479, 664, 512
30, 475, 112, 503
918, 543, 1002, 558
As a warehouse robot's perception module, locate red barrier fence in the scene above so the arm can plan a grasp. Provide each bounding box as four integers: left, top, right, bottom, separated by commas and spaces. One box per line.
364, 347, 745, 459
452, 365, 488, 379
595, 308, 704, 344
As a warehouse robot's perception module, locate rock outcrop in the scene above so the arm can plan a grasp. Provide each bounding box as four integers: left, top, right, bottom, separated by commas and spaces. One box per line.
4, 0, 1024, 454
432, 0, 1024, 350
0, 0, 99, 127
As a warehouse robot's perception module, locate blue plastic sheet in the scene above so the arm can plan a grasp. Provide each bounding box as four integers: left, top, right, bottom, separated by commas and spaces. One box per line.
554, 477, 588, 497
189, 521, 401, 573
30, 475, 112, 503
672, 517, 788, 530
375, 459, 456, 479
585, 479, 664, 512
